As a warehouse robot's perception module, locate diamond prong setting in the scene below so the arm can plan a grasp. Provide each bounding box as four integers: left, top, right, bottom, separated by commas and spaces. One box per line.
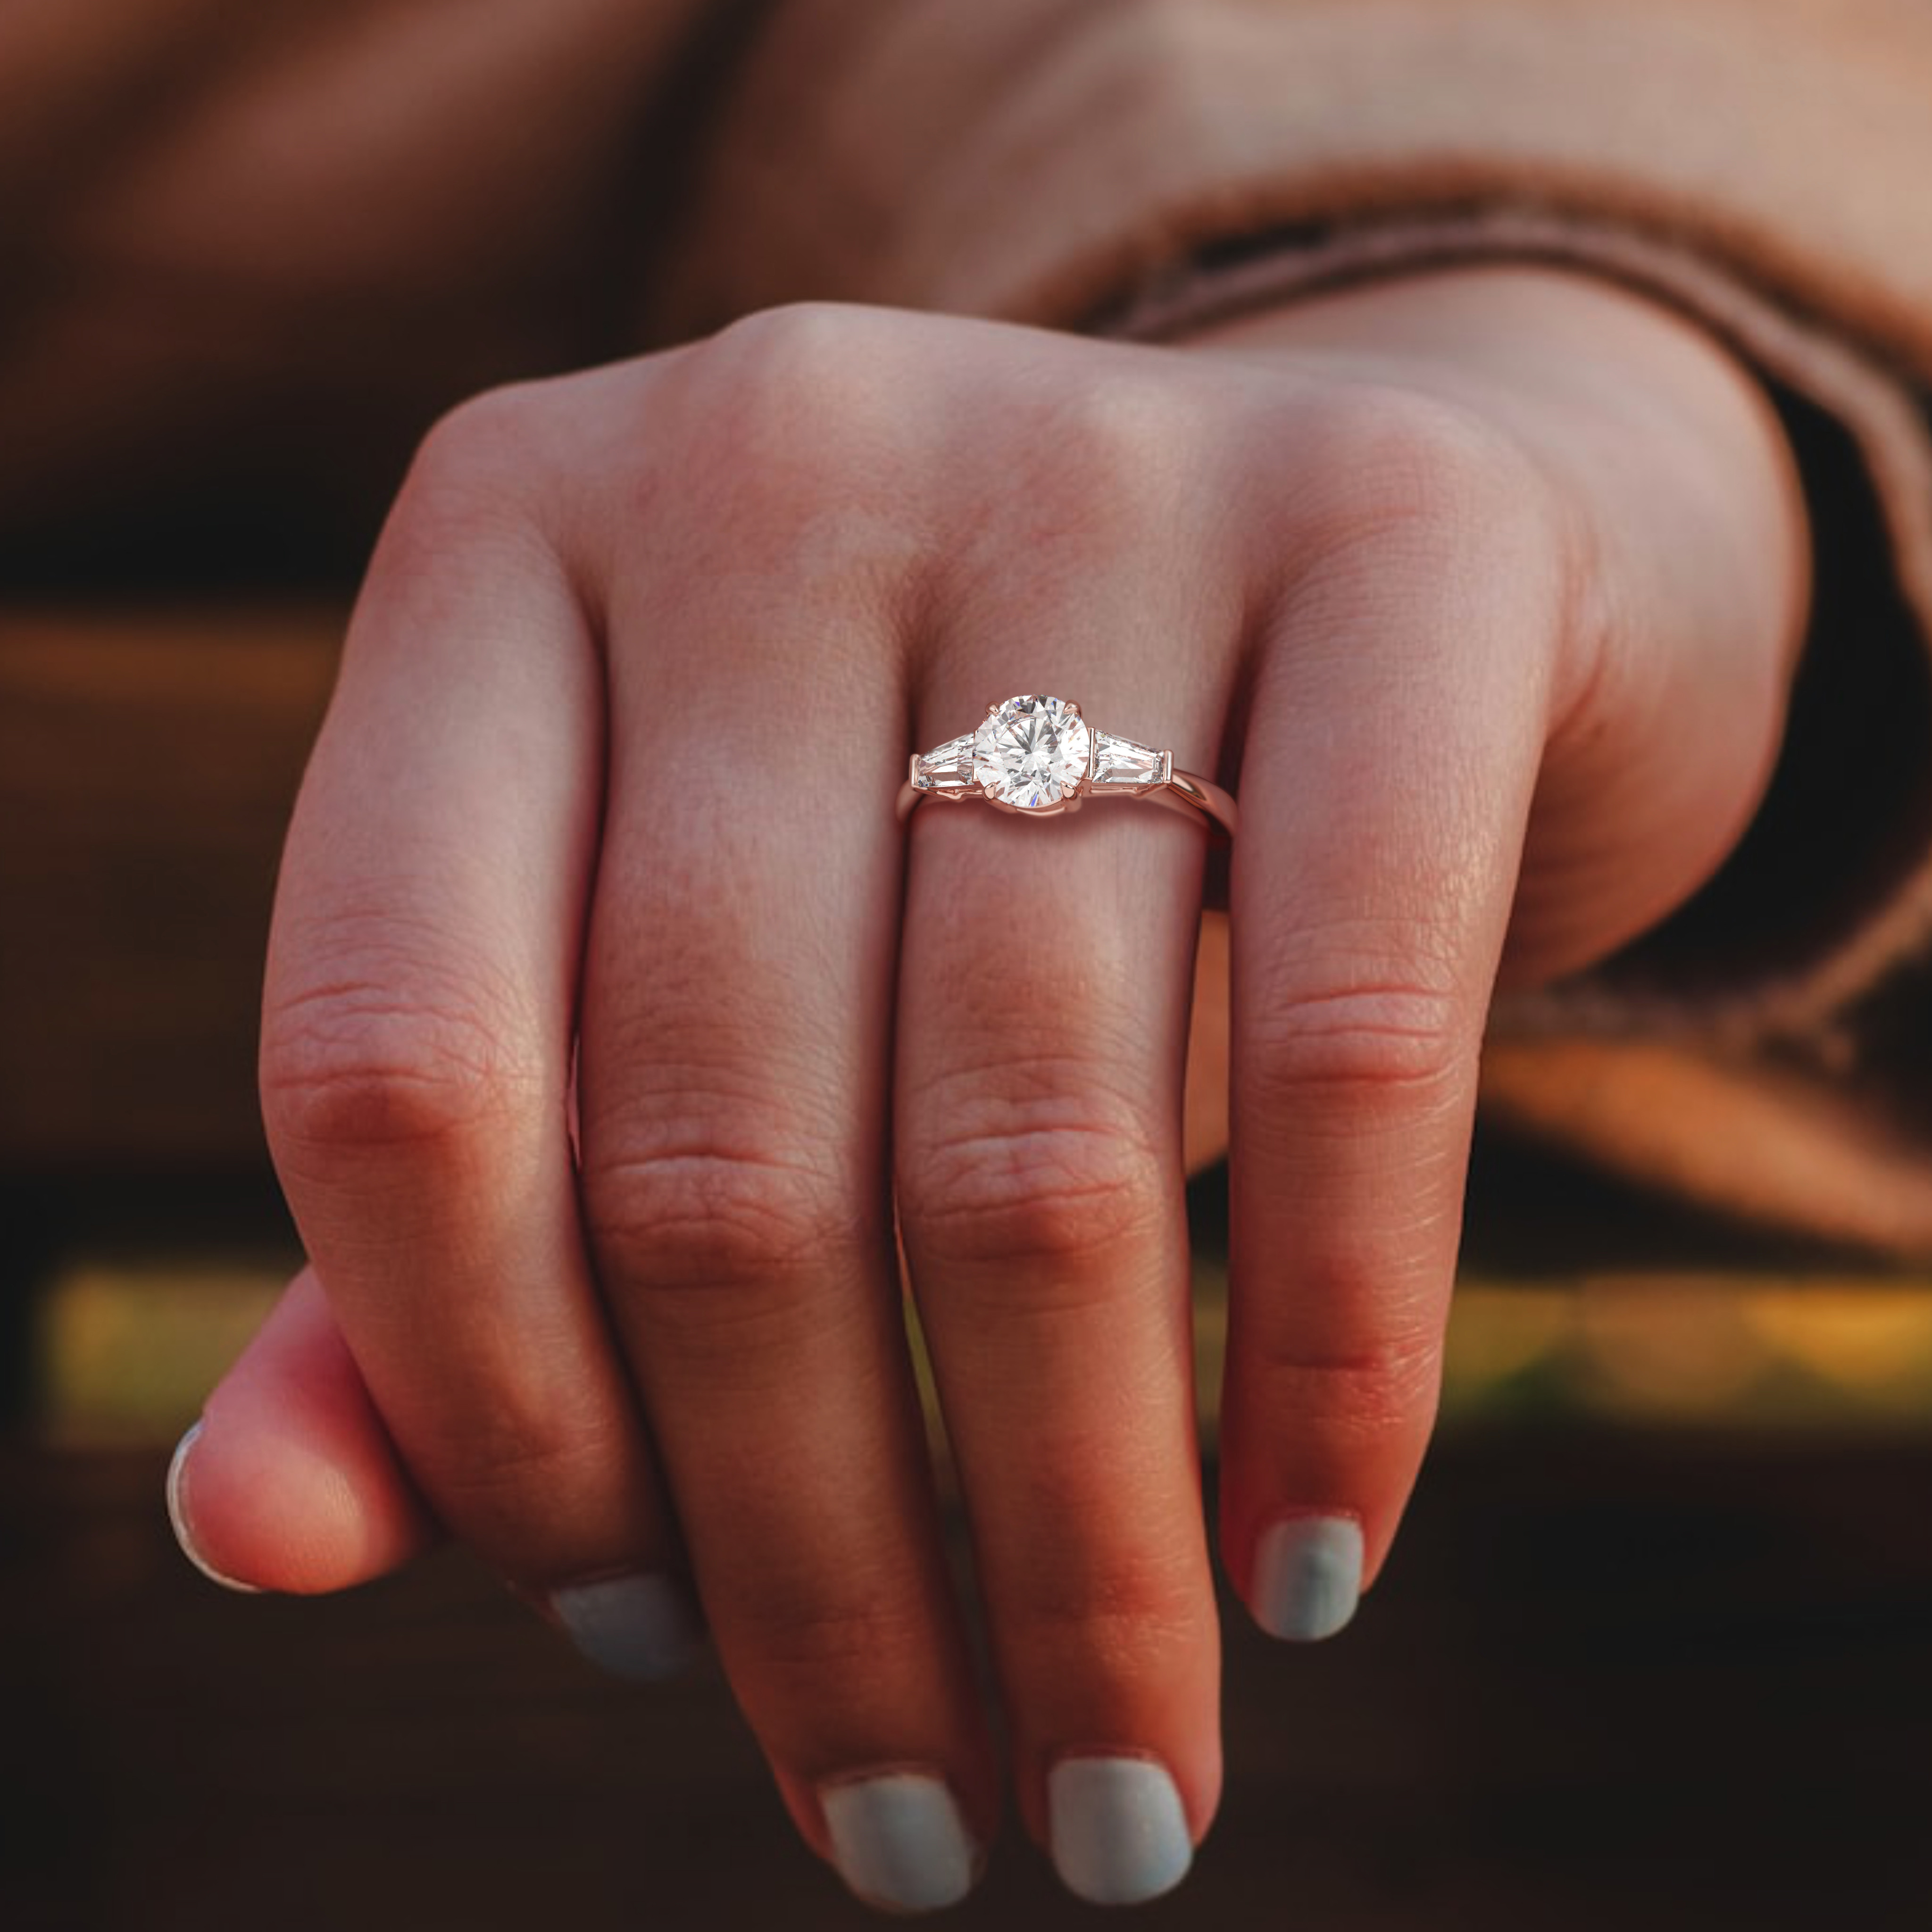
972, 693, 1092, 811
902, 694, 1232, 835
909, 694, 1174, 815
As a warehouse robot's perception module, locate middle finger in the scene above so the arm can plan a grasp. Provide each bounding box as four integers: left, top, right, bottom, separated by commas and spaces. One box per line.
577, 547, 991, 1909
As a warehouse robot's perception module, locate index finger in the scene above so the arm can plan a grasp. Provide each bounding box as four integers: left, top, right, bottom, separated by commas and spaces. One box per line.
257, 391, 689, 1667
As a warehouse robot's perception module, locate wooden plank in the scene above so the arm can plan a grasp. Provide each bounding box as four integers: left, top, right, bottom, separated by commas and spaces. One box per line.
0, 606, 343, 1168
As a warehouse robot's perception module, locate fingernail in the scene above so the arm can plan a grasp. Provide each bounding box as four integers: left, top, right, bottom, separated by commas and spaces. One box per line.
1252, 1514, 1363, 1641
165, 1422, 263, 1594
821, 1771, 979, 1913
551, 1572, 704, 1681
1047, 1755, 1192, 1906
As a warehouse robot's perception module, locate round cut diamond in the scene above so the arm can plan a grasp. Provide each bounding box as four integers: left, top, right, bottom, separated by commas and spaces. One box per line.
973, 694, 1091, 809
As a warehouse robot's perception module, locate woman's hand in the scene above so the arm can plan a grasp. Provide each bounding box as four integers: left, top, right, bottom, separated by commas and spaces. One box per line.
169, 264, 1807, 1908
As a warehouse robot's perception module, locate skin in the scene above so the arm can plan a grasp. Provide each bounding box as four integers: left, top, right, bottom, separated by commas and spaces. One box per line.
175, 262, 1809, 1896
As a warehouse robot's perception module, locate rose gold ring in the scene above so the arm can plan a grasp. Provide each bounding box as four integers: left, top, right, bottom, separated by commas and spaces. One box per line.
896, 693, 1237, 840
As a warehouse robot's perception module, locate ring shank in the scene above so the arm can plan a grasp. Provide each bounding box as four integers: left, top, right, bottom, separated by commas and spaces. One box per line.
1147, 770, 1238, 840
895, 767, 1237, 840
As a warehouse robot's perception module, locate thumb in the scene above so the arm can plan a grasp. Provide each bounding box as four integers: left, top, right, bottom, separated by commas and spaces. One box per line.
167, 1266, 440, 1594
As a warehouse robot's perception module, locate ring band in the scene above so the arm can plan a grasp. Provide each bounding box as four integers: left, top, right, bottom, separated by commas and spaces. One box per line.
896, 693, 1237, 839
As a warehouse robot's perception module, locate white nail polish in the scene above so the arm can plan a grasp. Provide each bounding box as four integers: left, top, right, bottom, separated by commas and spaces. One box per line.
164, 1422, 263, 1594
1048, 1755, 1192, 1905
1252, 1515, 1364, 1641
821, 1772, 978, 1913
551, 1573, 704, 1681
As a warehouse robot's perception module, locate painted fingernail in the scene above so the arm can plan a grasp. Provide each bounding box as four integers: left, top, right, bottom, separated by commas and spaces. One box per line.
821, 1771, 979, 1913
551, 1572, 705, 1682
1047, 1755, 1192, 1906
165, 1422, 264, 1594
1252, 1514, 1363, 1641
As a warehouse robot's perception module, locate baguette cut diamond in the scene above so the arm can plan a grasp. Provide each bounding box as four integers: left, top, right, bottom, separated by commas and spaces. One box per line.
1091, 731, 1166, 790
913, 733, 976, 791
974, 694, 1091, 809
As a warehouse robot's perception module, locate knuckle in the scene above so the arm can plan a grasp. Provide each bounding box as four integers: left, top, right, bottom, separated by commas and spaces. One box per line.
689, 300, 910, 483
1020, 1559, 1208, 1693
1244, 970, 1470, 1109
901, 1091, 1167, 1277
1033, 366, 1202, 505
354, 370, 624, 615
425, 1404, 621, 1542
962, 368, 1222, 592
260, 957, 544, 1165
707, 296, 872, 371
733, 1586, 930, 1686
397, 381, 558, 532
369, 383, 572, 593
672, 301, 931, 603
1251, 1316, 1444, 1440
582, 1124, 855, 1295
1294, 381, 1561, 566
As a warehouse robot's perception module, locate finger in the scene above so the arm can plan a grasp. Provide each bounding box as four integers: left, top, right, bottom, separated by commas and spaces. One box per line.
1222, 439, 1563, 1643
574, 461, 992, 1908
168, 1266, 439, 1595
897, 660, 1235, 1892
1183, 912, 1232, 1175
259, 392, 699, 1683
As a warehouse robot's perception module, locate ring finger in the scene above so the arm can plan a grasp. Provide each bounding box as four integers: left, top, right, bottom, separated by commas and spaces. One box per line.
896, 650, 1232, 1905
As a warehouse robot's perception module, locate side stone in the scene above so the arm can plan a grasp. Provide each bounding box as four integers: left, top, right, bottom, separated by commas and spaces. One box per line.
1090, 731, 1167, 790
913, 732, 977, 792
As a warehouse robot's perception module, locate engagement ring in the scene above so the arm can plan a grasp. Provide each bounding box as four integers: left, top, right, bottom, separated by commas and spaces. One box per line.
897, 694, 1236, 838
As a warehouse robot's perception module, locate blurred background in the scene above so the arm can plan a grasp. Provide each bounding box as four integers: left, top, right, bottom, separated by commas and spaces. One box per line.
6, 5, 1932, 1924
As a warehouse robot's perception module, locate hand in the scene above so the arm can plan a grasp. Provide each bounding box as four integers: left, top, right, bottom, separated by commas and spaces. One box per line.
169, 265, 1807, 1908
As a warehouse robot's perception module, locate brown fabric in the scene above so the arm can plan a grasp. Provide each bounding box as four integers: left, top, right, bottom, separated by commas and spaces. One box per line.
650, 0, 1932, 376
